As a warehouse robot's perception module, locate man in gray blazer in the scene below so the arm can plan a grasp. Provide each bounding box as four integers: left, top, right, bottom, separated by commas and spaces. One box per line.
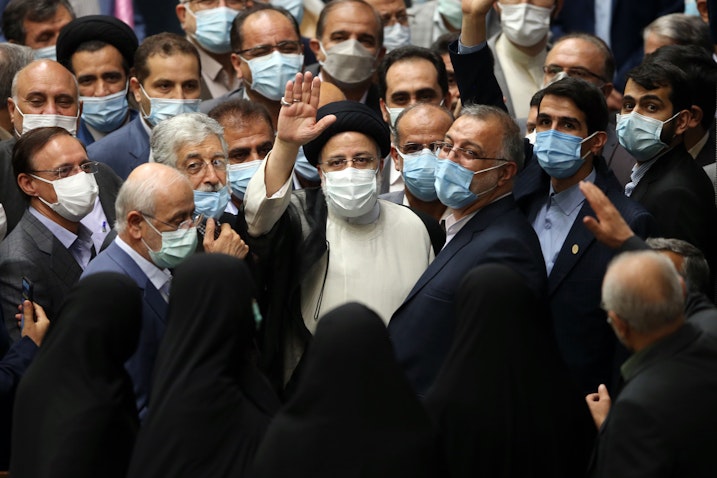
0, 127, 102, 346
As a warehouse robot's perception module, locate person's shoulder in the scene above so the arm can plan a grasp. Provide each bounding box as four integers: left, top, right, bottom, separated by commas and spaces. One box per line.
87, 116, 142, 153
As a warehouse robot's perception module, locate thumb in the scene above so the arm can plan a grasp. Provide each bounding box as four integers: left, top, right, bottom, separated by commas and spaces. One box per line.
313, 114, 337, 135
205, 217, 215, 237
597, 383, 610, 400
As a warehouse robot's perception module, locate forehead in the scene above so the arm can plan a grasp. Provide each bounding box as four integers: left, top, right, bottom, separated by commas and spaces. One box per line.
386, 58, 438, 87
176, 135, 224, 159
366, 0, 405, 14
623, 79, 673, 104
242, 10, 298, 45
23, 5, 72, 30
144, 53, 199, 81
71, 45, 125, 71
32, 135, 86, 168
321, 131, 378, 156
322, 2, 381, 39
539, 94, 587, 122
224, 119, 273, 143
398, 107, 452, 138
18, 61, 77, 96
448, 115, 503, 152
546, 38, 605, 74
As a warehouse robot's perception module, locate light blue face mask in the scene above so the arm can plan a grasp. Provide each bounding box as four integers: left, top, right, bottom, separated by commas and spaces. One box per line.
383, 23, 411, 52
534, 129, 597, 179
398, 148, 439, 201
80, 84, 129, 133
139, 84, 201, 127
33, 45, 56, 61
194, 186, 230, 219
437, 0, 463, 30
227, 160, 262, 199
616, 111, 678, 162
142, 218, 198, 269
434, 158, 506, 209
270, 0, 304, 24
294, 146, 320, 182
187, 5, 238, 54
241, 51, 304, 101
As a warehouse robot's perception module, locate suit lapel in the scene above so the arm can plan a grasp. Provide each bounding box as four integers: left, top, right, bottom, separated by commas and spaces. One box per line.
547, 202, 596, 296
23, 211, 83, 284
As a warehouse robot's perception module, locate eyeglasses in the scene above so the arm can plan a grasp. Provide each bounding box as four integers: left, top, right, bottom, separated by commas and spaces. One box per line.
319, 156, 377, 171
542, 65, 607, 84
380, 11, 411, 26
188, 0, 260, 10
397, 141, 443, 155
433, 142, 506, 162
236, 40, 303, 60
141, 212, 203, 232
183, 158, 228, 176
229, 143, 273, 163
30, 161, 99, 180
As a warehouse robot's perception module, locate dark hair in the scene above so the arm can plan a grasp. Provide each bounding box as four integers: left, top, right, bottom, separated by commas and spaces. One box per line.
230, 4, 300, 52
646, 44, 717, 130
0, 44, 33, 108
626, 59, 691, 114
72, 40, 131, 75
646, 237, 711, 296
540, 77, 608, 134
2, 0, 74, 44
208, 98, 275, 134
529, 88, 545, 108
430, 32, 459, 55
315, 0, 383, 49
133, 33, 200, 85
12, 126, 76, 179
377, 45, 448, 100
552, 32, 615, 82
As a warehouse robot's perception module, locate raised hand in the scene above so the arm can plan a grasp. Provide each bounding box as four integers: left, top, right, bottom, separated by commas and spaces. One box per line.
276, 71, 337, 147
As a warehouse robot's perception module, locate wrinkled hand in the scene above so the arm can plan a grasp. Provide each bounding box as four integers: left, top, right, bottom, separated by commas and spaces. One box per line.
276, 72, 337, 147
585, 384, 612, 430
17, 300, 50, 346
580, 181, 635, 249
203, 218, 250, 259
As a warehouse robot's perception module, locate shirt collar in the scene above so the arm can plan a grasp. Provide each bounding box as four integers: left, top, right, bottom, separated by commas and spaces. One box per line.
548, 168, 596, 216
115, 236, 172, 293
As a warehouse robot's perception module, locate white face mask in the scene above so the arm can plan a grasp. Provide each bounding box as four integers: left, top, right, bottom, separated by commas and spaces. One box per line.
499, 2, 552, 47
30, 172, 99, 222
383, 23, 411, 52
33, 45, 56, 61
322, 167, 378, 218
319, 39, 377, 86
15, 106, 78, 137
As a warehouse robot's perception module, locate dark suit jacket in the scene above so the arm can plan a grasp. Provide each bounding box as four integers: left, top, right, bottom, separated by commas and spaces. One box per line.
514, 156, 656, 394
388, 195, 548, 396
587, 323, 717, 477
631, 144, 717, 284
0, 138, 123, 237
0, 211, 83, 345
87, 116, 150, 180
81, 240, 168, 419
694, 123, 716, 168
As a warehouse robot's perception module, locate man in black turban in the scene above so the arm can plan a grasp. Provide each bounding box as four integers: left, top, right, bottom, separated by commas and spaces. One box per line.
56, 15, 139, 146
242, 73, 434, 397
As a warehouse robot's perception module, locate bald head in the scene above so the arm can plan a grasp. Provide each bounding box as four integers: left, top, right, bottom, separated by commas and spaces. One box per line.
394, 102, 453, 145
602, 251, 684, 335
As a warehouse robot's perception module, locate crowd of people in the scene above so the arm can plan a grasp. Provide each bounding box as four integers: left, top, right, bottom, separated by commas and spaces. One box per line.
0, 0, 716, 476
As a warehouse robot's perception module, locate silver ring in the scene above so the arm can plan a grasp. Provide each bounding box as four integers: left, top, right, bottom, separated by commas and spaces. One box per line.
280, 97, 292, 107
292, 98, 302, 103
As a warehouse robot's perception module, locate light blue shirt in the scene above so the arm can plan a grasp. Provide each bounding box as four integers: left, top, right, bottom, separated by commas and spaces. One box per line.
115, 236, 172, 302
532, 169, 596, 275
29, 206, 94, 269
624, 155, 660, 197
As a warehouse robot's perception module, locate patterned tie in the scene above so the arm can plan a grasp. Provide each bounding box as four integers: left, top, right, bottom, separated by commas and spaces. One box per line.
113, 0, 134, 28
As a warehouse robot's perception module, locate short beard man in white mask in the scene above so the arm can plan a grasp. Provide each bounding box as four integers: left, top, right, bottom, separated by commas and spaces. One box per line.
243, 76, 433, 391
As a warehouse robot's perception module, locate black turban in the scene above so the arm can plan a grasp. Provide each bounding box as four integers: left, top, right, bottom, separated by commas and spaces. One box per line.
303, 101, 391, 166
56, 15, 138, 71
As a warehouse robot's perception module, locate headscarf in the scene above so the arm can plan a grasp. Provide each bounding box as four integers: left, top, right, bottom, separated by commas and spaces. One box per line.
10, 272, 142, 478
126, 253, 280, 478
424, 263, 596, 478
252, 302, 439, 478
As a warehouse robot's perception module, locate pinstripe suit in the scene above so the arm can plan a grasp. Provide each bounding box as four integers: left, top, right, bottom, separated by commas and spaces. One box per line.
0, 211, 83, 346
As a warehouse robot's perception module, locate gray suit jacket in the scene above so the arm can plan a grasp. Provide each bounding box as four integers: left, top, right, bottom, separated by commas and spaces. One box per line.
0, 211, 83, 345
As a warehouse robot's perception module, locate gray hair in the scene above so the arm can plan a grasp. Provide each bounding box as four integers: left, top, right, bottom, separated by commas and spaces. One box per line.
394, 102, 454, 145
11, 59, 79, 103
602, 251, 684, 334
644, 13, 713, 55
646, 237, 711, 295
458, 104, 524, 170
150, 112, 227, 168
0, 44, 32, 108
114, 165, 190, 234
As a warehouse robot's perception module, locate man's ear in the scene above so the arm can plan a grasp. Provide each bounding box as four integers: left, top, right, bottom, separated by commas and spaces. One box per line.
379, 98, 390, 124
176, 2, 188, 25
601, 82, 614, 99
674, 109, 692, 136
130, 77, 142, 104
688, 105, 704, 130
498, 161, 518, 185
589, 131, 608, 155
17, 173, 37, 197
309, 38, 323, 60
390, 144, 402, 171
127, 211, 144, 240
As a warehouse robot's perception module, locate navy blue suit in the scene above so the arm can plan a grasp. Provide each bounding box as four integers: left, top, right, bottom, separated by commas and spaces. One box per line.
388, 195, 548, 396
87, 116, 150, 180
514, 156, 656, 394
81, 241, 168, 419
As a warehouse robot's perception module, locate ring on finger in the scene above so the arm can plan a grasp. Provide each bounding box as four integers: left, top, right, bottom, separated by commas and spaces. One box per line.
280, 97, 292, 107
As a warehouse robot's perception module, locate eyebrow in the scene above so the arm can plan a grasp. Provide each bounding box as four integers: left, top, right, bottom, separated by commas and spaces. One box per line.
445, 133, 484, 154
537, 112, 583, 126
637, 94, 665, 104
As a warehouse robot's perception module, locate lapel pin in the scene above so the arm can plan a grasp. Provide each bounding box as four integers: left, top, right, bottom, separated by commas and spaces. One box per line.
571, 244, 579, 255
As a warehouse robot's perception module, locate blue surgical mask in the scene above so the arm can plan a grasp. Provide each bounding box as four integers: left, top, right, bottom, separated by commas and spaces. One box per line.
139, 84, 201, 127
397, 148, 438, 201
80, 85, 129, 133
194, 186, 230, 219
270, 0, 304, 24
33, 45, 56, 61
227, 160, 262, 199
383, 23, 411, 52
434, 158, 506, 209
294, 147, 320, 182
616, 111, 678, 162
534, 130, 597, 179
437, 0, 462, 30
241, 51, 304, 101
142, 219, 198, 269
186, 5, 237, 54
387, 107, 404, 128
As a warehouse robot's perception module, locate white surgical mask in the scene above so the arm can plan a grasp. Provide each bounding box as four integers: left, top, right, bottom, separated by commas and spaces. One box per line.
31, 172, 99, 222
322, 167, 378, 218
15, 106, 78, 137
498, 2, 552, 47
33, 45, 56, 61
319, 40, 377, 86
383, 23, 411, 52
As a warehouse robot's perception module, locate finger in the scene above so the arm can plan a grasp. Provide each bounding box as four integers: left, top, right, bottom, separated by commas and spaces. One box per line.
301, 71, 313, 103
308, 75, 322, 109
312, 114, 337, 135
205, 217, 215, 238
582, 216, 601, 236
598, 384, 610, 399
292, 72, 303, 100
22, 300, 35, 324
283, 77, 295, 102
33, 302, 48, 323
